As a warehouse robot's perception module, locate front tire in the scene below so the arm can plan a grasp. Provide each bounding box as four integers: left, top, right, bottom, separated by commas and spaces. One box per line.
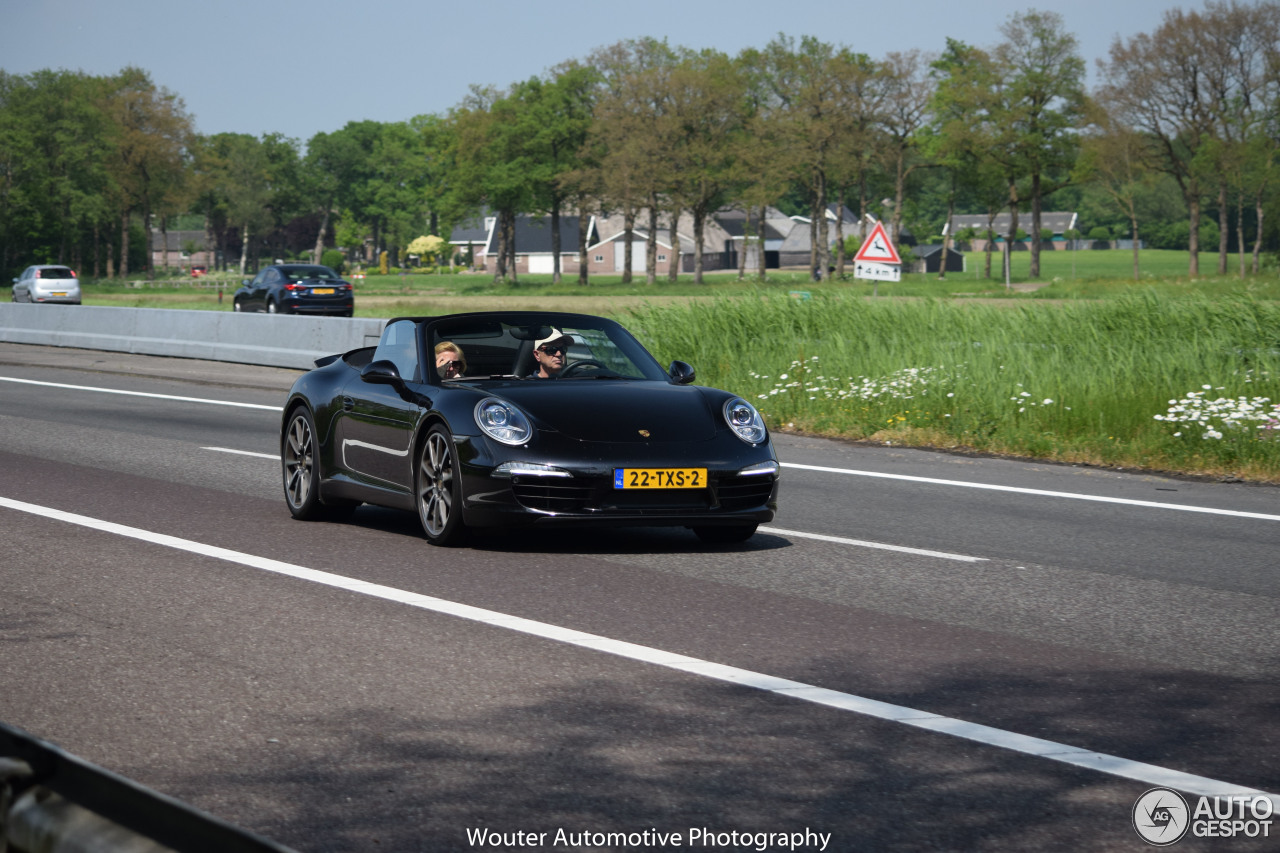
693, 523, 758, 544
416, 425, 466, 546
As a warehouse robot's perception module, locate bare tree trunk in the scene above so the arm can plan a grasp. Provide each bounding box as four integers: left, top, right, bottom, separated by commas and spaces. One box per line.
312, 202, 331, 264
1188, 191, 1201, 277
1217, 184, 1228, 275
645, 195, 658, 285
693, 204, 707, 284
493, 213, 508, 282
667, 205, 681, 283
814, 171, 830, 281
239, 223, 249, 275
551, 198, 562, 285
622, 208, 635, 284
1131, 216, 1141, 281
160, 217, 170, 275
939, 188, 954, 281
808, 213, 818, 282
577, 209, 589, 286
737, 208, 749, 281
144, 199, 155, 280
506, 210, 518, 283
1254, 188, 1266, 275
119, 209, 130, 279
1235, 190, 1245, 278
833, 186, 846, 279
1030, 173, 1042, 279
756, 205, 767, 281
1005, 179, 1020, 290
92, 223, 101, 279
983, 210, 998, 280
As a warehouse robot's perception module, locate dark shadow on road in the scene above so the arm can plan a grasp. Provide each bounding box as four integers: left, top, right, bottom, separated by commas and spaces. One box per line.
135, 661, 1279, 853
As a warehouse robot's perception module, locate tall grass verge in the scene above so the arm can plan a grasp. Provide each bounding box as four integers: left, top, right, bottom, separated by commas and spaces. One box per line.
625, 290, 1280, 481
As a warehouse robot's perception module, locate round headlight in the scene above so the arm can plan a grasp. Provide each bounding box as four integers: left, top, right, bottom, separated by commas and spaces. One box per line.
724, 397, 767, 444
474, 397, 532, 445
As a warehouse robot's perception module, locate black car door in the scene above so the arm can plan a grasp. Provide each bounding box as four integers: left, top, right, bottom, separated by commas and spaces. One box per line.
332, 320, 425, 497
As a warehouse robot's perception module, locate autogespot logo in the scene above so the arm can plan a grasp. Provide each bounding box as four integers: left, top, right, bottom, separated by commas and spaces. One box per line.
1133, 788, 1191, 846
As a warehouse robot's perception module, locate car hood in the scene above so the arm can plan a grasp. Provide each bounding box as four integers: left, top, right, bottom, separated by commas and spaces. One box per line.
492, 382, 720, 443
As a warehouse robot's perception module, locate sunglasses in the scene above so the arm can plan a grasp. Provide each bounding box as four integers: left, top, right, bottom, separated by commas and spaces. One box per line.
538, 344, 567, 355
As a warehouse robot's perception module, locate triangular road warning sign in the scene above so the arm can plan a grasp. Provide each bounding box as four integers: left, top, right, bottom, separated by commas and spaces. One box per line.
853, 221, 901, 264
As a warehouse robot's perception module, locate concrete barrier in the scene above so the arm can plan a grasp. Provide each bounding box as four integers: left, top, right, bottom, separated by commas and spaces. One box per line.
0, 304, 386, 370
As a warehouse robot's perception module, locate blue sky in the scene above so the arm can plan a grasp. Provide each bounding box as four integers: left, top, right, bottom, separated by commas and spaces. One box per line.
5, 0, 1192, 144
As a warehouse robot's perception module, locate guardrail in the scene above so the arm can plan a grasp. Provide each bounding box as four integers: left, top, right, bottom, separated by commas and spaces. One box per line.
1, 721, 296, 853
0, 303, 385, 370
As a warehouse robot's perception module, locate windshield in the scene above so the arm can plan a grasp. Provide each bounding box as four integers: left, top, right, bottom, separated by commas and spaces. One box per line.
424, 313, 668, 382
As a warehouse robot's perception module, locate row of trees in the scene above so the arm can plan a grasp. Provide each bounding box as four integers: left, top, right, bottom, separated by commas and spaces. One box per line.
2, 1, 1278, 285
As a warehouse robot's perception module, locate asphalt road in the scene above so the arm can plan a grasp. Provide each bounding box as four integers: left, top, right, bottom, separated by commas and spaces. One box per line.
1, 343, 1277, 853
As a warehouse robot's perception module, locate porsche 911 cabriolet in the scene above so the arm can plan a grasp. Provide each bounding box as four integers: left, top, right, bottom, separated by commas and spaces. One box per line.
280, 311, 779, 546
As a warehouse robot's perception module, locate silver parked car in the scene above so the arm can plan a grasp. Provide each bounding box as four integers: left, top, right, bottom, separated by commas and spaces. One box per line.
12, 265, 82, 304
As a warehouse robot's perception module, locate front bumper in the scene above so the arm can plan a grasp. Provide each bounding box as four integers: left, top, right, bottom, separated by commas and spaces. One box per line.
455, 433, 779, 530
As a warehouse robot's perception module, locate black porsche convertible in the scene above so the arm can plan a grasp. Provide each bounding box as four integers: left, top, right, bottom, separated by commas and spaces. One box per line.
280, 311, 779, 546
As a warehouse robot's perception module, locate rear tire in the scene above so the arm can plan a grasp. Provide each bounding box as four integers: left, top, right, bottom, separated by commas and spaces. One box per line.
267, 300, 279, 314
416, 424, 466, 546
281, 407, 358, 520
283, 407, 323, 519
693, 523, 758, 544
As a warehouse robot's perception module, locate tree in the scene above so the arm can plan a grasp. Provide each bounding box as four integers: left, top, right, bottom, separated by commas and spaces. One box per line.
879, 50, 936, 247
303, 121, 382, 267
1078, 101, 1158, 279
0, 69, 115, 277
1100, 6, 1224, 275
993, 10, 1087, 279
509, 62, 598, 284
99, 67, 194, 279
588, 38, 683, 284
665, 47, 748, 284
764, 35, 871, 281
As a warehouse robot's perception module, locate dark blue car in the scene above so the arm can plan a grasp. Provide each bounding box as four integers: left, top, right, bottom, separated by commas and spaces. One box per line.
233, 264, 353, 316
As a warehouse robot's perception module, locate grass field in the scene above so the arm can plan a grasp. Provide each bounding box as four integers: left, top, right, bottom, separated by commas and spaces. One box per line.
72, 248, 1280, 482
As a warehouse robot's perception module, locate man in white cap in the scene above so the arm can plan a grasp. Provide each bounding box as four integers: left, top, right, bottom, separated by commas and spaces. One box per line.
530, 328, 573, 378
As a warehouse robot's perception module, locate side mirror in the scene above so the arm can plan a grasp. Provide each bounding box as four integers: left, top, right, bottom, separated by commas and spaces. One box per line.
668, 360, 696, 385
361, 359, 404, 388
241, 278, 250, 286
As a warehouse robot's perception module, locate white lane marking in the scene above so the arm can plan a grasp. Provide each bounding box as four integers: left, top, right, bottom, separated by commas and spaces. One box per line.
1, 494, 1275, 807
0, 376, 279, 411
781, 462, 1280, 522
761, 526, 985, 562
203, 447, 278, 460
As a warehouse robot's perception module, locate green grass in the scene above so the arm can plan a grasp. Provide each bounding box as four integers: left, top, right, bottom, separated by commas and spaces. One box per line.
625, 290, 1280, 482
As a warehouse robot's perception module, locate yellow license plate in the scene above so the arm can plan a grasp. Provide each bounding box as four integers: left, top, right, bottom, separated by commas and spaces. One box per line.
51, 292, 66, 297
614, 468, 706, 489
312, 287, 335, 295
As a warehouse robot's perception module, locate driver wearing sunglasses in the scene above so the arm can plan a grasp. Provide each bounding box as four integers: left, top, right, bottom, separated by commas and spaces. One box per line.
434, 341, 467, 380
530, 329, 572, 379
